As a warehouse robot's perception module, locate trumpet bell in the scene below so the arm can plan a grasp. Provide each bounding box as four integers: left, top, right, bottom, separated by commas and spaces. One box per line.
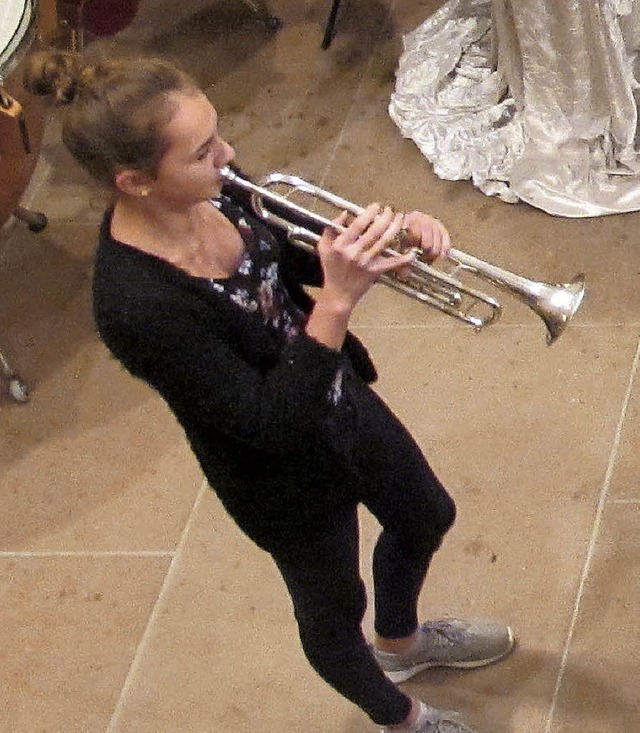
447, 248, 586, 345
530, 274, 586, 345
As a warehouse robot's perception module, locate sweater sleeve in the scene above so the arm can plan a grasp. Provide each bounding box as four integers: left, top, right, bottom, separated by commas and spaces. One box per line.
100, 287, 353, 457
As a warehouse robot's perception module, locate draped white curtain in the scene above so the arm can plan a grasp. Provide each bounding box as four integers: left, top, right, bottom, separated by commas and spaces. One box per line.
389, 0, 640, 217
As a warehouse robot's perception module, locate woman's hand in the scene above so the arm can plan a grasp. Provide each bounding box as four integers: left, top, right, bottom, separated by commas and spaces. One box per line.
316, 204, 416, 311
305, 204, 416, 351
401, 211, 451, 261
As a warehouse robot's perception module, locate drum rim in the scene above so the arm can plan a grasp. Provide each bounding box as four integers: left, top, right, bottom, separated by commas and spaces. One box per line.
0, 0, 39, 83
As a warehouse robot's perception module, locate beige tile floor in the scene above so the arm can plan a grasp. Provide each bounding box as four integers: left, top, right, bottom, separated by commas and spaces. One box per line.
1, 1, 639, 731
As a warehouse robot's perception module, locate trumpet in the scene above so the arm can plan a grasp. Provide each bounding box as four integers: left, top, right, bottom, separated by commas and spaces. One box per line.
219, 167, 586, 345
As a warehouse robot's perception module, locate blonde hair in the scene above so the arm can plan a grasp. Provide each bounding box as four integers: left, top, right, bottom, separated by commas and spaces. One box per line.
24, 50, 198, 186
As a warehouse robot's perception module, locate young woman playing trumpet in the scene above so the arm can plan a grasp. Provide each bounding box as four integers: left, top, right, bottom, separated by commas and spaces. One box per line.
24, 48, 514, 733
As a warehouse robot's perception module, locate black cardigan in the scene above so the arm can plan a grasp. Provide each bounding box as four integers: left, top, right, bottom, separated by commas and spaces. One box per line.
93, 192, 377, 550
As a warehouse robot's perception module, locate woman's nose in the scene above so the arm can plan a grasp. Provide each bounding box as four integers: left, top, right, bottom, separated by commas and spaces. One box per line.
222, 141, 235, 165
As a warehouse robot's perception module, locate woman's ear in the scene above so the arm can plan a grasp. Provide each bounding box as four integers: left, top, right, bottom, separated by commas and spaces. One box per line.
114, 168, 154, 198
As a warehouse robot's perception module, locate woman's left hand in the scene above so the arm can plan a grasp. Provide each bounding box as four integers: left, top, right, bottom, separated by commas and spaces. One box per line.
401, 211, 451, 261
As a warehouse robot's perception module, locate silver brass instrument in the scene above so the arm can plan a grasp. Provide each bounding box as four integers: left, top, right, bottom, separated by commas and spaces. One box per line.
219, 167, 586, 345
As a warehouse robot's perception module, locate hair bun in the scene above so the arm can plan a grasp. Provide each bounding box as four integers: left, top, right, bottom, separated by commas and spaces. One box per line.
23, 50, 82, 105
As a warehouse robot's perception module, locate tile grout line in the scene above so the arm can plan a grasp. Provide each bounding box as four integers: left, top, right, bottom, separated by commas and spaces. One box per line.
317, 31, 386, 187
0, 551, 175, 558
544, 335, 640, 733
318, 92, 364, 188
106, 478, 209, 733
353, 323, 639, 330
315, 0, 402, 189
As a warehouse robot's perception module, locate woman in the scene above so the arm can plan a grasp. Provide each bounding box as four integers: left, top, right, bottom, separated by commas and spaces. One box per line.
24, 50, 514, 733
390, 0, 640, 217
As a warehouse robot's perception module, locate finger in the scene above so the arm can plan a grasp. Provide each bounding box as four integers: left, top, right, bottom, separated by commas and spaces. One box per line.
340, 203, 381, 244
402, 212, 450, 259
356, 207, 396, 251
370, 248, 416, 278
333, 210, 350, 226
357, 210, 403, 265
438, 222, 451, 256
419, 221, 448, 261
318, 210, 350, 255
428, 226, 443, 258
430, 220, 451, 258
378, 211, 405, 251
326, 210, 350, 238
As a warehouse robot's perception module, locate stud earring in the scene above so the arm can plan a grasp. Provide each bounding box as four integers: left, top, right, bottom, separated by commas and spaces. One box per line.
139, 187, 151, 197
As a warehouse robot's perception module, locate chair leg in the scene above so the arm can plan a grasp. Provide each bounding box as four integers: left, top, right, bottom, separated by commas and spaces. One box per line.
322, 0, 342, 49
0, 348, 30, 403
13, 206, 48, 233
237, 0, 282, 30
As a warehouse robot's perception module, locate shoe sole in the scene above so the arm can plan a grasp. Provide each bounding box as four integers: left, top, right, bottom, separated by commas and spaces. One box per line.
383, 627, 516, 683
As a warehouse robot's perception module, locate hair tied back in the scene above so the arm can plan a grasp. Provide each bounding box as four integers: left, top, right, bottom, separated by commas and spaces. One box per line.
23, 50, 84, 106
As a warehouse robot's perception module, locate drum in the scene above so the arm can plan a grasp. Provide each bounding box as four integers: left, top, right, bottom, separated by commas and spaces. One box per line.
0, 0, 57, 230
56, 0, 140, 48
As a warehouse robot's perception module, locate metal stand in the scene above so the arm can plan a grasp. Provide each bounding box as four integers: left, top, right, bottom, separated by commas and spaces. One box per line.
1, 210, 47, 402
0, 348, 29, 403
13, 205, 48, 233
322, 0, 342, 49
238, 0, 282, 30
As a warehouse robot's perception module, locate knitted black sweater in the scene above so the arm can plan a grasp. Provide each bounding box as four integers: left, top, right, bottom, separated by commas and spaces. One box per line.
93, 192, 378, 550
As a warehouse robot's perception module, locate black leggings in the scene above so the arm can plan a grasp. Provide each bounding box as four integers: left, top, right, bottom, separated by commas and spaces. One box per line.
270, 390, 456, 726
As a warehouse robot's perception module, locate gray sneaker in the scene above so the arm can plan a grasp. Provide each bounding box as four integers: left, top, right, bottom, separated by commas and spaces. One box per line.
374, 618, 515, 683
380, 702, 481, 733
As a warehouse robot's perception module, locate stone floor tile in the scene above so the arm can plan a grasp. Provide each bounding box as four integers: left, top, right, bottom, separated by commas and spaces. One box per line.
103, 489, 362, 733
0, 555, 171, 733
547, 503, 640, 733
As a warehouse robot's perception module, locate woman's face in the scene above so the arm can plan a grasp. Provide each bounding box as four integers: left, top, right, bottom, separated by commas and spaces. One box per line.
151, 89, 235, 206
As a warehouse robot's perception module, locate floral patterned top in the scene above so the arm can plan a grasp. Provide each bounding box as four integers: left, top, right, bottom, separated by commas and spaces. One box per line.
208, 195, 305, 346
210, 195, 344, 405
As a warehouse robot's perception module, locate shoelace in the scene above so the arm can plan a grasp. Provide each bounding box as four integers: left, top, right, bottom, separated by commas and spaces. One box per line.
401, 703, 461, 733
418, 620, 469, 649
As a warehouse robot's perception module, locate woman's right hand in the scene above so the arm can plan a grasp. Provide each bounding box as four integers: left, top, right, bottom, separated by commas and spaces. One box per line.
316, 204, 416, 311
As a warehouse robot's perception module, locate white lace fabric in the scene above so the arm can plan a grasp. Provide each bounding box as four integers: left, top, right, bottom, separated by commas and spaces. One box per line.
389, 0, 640, 217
